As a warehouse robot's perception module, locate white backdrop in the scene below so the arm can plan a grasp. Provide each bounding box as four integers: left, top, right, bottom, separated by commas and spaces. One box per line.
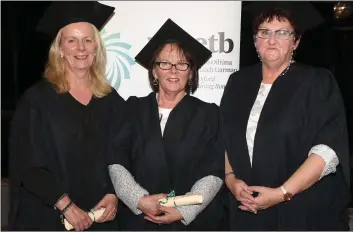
100, 1, 242, 105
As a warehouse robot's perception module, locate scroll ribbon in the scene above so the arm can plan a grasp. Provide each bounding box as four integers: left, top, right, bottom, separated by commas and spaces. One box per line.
159, 190, 178, 207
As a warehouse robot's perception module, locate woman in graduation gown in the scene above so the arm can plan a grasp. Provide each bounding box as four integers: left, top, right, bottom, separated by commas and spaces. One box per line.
221, 2, 351, 231
8, 2, 124, 230
108, 19, 225, 230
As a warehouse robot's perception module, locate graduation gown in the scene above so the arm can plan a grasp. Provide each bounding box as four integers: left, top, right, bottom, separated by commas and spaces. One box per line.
8, 80, 125, 230
110, 92, 225, 231
220, 62, 351, 230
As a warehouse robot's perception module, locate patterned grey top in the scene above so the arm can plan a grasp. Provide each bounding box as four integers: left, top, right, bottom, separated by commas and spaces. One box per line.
108, 164, 148, 215
176, 175, 223, 225
246, 82, 339, 179
108, 165, 222, 225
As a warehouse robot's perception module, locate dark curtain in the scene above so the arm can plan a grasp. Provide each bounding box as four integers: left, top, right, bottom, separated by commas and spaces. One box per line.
1, 1, 52, 177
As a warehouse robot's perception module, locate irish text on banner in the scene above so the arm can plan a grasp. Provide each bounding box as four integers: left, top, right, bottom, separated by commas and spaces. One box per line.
99, 1, 242, 105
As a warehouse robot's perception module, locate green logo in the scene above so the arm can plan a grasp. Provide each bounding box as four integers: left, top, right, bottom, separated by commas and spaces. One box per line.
101, 29, 136, 90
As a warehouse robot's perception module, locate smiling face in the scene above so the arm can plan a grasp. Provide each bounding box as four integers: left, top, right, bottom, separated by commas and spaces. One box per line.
60, 22, 97, 72
255, 18, 300, 66
152, 43, 192, 94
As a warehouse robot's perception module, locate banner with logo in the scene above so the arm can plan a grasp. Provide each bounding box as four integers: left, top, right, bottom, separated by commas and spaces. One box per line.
100, 1, 242, 105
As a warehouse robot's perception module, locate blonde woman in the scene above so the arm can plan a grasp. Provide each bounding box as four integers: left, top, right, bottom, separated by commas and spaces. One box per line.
8, 2, 124, 230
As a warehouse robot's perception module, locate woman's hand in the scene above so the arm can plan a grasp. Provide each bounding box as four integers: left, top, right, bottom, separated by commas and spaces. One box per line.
64, 204, 93, 231
247, 186, 284, 210
144, 205, 183, 225
56, 196, 93, 231
93, 194, 118, 223
225, 175, 257, 213
137, 193, 168, 216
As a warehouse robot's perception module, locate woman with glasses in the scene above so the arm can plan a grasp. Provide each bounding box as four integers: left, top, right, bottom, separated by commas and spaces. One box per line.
221, 2, 350, 230
108, 19, 225, 230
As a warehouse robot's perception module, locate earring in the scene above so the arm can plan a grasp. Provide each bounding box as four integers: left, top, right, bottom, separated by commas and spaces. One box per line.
153, 78, 159, 86
257, 53, 262, 61
256, 50, 262, 62
290, 46, 295, 63
254, 43, 262, 61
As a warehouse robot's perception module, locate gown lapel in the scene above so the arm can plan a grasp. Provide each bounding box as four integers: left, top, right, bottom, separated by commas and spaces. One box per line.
161, 94, 199, 190
144, 93, 174, 188
224, 64, 262, 184
251, 63, 306, 185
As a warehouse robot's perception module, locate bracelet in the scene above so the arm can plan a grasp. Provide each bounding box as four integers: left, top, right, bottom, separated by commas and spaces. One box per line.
54, 193, 68, 210
225, 171, 235, 178
60, 200, 73, 214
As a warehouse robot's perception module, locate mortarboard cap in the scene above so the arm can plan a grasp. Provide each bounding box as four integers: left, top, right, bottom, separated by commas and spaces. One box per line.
244, 2, 324, 33
135, 19, 212, 70
36, 1, 115, 41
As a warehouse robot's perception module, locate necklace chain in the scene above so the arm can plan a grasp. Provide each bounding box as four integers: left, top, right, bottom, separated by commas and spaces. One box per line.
279, 60, 294, 77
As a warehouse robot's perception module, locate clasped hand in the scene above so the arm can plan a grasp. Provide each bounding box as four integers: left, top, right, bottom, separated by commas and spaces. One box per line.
60, 194, 117, 231
138, 193, 183, 225
227, 177, 284, 214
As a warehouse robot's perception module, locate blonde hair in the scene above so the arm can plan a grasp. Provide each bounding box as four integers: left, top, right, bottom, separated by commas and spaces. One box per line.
43, 23, 111, 98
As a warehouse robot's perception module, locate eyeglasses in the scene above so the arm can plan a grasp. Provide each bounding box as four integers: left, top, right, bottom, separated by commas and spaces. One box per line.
256, 29, 295, 40
155, 61, 190, 71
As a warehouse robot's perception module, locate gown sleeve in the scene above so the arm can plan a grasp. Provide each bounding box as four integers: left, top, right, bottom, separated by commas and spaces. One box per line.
176, 104, 225, 225
9, 94, 65, 207
304, 68, 350, 186
22, 168, 64, 207
103, 90, 126, 195
107, 96, 149, 213
195, 103, 225, 180
107, 96, 137, 170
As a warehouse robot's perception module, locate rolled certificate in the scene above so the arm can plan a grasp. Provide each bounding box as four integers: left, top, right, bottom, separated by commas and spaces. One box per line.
158, 194, 203, 207
64, 207, 105, 230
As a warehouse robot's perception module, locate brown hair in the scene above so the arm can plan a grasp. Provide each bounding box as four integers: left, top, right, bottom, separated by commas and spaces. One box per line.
147, 42, 199, 94
43, 23, 111, 98
253, 8, 302, 41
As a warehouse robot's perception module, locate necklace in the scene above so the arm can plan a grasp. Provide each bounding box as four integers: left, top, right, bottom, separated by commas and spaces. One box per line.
279, 60, 295, 77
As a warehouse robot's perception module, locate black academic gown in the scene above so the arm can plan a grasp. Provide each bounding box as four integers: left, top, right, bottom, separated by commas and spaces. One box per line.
110, 92, 225, 231
220, 62, 351, 231
8, 80, 125, 230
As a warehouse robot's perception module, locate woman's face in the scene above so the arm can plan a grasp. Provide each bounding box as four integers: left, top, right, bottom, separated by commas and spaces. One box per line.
152, 43, 192, 94
60, 22, 97, 72
254, 18, 300, 66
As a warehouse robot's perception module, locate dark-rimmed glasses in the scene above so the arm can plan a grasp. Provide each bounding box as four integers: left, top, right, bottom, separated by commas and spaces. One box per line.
155, 61, 190, 71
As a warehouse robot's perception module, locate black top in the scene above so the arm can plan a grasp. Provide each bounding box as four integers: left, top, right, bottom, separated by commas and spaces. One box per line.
109, 92, 225, 230
220, 62, 351, 230
8, 80, 125, 230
